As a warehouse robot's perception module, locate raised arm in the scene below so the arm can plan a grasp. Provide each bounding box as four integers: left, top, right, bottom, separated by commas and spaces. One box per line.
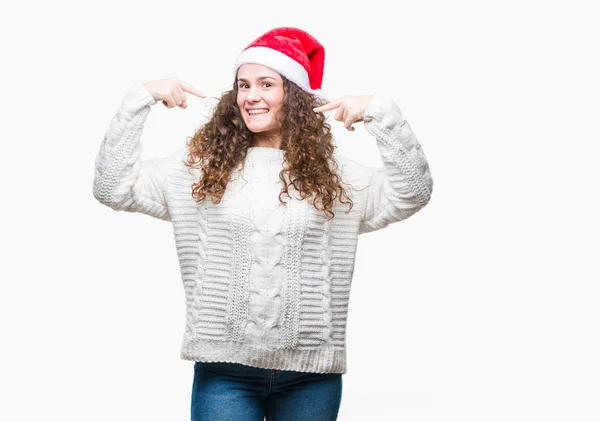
93, 83, 172, 221
358, 95, 433, 234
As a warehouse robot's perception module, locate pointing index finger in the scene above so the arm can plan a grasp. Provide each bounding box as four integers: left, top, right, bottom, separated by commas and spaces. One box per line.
313, 98, 341, 113
180, 81, 206, 98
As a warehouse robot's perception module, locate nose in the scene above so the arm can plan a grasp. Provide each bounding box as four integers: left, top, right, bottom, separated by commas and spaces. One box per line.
246, 86, 261, 102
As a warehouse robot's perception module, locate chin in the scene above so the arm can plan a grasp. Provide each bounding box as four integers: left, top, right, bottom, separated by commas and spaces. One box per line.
246, 123, 277, 134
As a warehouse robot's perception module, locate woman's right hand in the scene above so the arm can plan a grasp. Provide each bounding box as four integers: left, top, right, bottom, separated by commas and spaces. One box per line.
143, 77, 206, 109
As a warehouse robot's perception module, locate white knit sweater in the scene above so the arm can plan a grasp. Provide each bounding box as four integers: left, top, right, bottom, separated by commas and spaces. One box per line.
93, 83, 433, 374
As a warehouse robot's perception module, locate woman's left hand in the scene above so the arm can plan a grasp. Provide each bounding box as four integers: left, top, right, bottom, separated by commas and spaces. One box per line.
313, 95, 374, 131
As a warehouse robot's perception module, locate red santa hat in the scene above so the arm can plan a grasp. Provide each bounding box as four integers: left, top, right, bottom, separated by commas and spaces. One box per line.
233, 27, 326, 98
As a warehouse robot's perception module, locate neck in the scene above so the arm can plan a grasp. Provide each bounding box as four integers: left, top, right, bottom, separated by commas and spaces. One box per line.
251, 129, 282, 149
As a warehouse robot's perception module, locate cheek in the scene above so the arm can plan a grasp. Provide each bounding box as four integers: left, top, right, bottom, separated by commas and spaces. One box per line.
271, 93, 285, 113
236, 93, 245, 111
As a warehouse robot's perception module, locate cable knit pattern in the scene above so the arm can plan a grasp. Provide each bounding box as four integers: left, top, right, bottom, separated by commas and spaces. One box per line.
93, 83, 433, 374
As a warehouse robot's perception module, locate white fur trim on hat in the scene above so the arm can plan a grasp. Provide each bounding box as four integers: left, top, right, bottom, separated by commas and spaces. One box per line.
233, 46, 325, 99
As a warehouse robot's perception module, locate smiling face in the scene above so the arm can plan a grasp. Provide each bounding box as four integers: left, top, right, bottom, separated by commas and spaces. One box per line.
236, 63, 285, 136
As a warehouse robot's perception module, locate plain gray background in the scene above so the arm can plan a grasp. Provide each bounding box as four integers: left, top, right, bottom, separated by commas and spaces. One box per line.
1, 0, 598, 420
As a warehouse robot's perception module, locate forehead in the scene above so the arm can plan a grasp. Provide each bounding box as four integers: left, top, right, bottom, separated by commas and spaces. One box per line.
237, 63, 282, 80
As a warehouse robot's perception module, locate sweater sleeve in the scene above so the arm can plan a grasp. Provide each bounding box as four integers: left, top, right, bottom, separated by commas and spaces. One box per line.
92, 83, 171, 222
358, 94, 433, 235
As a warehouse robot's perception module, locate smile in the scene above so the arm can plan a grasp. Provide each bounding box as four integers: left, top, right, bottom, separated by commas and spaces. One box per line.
247, 108, 270, 115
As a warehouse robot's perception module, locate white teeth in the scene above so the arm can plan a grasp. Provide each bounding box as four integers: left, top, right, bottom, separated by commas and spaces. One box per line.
248, 109, 269, 115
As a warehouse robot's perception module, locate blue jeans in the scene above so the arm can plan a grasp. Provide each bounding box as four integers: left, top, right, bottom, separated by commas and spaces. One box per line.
191, 361, 343, 420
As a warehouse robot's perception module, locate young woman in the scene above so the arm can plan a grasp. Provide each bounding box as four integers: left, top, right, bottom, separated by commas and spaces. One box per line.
93, 26, 433, 421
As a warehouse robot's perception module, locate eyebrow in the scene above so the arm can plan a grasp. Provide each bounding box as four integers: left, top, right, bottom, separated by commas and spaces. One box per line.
237, 76, 277, 82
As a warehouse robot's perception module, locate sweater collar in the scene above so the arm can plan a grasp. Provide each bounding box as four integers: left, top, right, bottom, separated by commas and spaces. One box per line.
245, 146, 285, 164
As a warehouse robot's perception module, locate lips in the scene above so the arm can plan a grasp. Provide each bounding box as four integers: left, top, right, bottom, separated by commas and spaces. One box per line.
246, 108, 270, 116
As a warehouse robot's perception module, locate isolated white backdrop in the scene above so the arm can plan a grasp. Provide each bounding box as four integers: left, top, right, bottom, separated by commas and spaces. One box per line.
1, 0, 598, 420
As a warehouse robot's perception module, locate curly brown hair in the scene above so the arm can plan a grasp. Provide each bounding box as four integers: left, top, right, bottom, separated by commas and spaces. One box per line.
183, 77, 354, 220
